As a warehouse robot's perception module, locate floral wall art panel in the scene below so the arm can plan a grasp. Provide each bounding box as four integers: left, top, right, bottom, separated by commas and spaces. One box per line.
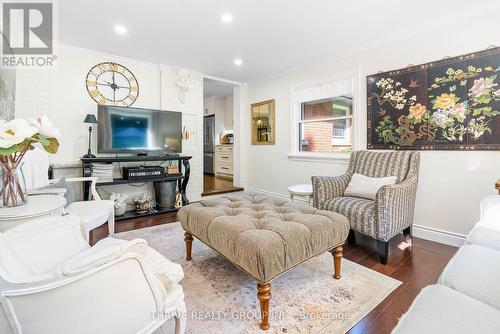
367, 47, 500, 150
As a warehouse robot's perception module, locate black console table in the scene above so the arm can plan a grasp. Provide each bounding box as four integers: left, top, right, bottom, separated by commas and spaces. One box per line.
81, 155, 191, 221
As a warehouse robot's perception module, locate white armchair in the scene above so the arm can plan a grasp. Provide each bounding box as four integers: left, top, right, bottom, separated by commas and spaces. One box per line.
22, 147, 115, 242
63, 176, 115, 242
0, 216, 186, 334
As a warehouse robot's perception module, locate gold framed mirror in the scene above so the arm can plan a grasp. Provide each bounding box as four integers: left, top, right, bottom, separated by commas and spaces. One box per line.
251, 99, 275, 145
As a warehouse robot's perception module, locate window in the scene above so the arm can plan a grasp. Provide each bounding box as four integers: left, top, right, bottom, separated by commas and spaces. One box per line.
289, 70, 358, 161
299, 97, 353, 153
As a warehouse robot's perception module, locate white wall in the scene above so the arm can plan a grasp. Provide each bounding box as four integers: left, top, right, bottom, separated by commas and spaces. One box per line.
16, 44, 161, 162
246, 12, 500, 237
224, 95, 234, 129
203, 95, 234, 144
15, 44, 203, 202
233, 84, 248, 189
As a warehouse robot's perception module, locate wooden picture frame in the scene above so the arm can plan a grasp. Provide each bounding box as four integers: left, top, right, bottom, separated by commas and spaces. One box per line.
251, 99, 276, 145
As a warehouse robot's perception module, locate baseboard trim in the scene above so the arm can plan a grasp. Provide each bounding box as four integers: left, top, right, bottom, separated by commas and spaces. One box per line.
246, 187, 466, 247
412, 225, 465, 247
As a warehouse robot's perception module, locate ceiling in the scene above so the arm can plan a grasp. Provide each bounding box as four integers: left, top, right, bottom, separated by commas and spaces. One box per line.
203, 78, 234, 98
58, 0, 500, 82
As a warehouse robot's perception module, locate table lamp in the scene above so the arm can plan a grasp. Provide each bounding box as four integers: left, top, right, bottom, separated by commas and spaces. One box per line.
83, 114, 98, 158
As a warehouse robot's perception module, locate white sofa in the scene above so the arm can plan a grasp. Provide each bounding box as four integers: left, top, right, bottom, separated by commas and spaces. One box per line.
392, 195, 500, 333
0, 215, 186, 334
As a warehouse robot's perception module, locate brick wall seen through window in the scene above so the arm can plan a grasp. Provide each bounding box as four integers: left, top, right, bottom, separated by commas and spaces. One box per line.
299, 96, 352, 153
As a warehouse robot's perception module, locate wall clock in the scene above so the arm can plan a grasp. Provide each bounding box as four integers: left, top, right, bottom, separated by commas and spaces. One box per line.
85, 62, 139, 107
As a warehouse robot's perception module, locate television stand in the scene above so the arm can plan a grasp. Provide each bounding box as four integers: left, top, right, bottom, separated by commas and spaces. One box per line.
80, 155, 192, 222
133, 152, 180, 158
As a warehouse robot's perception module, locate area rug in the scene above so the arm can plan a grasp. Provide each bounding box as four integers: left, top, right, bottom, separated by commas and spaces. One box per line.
117, 223, 401, 334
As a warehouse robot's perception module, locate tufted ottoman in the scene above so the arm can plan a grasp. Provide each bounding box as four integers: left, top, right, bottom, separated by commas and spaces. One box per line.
177, 193, 349, 330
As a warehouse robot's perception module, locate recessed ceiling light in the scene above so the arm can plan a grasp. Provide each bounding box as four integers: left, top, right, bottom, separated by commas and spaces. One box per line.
221, 13, 233, 24
114, 24, 127, 35
233, 58, 243, 66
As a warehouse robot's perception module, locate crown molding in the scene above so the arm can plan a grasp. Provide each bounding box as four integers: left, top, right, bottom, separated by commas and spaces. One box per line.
203, 74, 244, 87
58, 42, 206, 75
158, 64, 203, 77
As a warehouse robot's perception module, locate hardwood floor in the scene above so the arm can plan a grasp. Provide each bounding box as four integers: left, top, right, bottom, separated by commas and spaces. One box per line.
202, 173, 244, 196
92, 213, 457, 333
346, 232, 457, 334
89, 211, 178, 245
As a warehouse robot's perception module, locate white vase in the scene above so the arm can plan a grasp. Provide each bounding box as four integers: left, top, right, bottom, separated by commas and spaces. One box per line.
0, 162, 28, 207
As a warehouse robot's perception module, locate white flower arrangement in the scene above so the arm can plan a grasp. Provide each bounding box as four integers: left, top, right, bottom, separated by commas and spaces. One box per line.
0, 119, 37, 149
0, 115, 60, 157
29, 115, 61, 139
0, 115, 60, 207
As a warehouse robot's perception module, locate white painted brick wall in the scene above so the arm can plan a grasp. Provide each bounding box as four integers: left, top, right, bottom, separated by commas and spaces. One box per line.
160, 66, 204, 202
14, 45, 205, 204
15, 68, 55, 119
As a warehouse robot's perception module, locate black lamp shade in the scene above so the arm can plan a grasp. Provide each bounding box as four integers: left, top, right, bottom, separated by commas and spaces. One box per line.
84, 114, 98, 124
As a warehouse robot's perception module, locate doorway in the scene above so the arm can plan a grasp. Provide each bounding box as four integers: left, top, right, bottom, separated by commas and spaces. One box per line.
202, 77, 244, 196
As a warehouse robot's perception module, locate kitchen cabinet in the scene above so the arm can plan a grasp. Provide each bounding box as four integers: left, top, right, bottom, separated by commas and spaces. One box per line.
214, 145, 233, 179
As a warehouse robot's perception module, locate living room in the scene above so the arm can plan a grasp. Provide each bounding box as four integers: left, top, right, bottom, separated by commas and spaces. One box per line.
1, 1, 500, 333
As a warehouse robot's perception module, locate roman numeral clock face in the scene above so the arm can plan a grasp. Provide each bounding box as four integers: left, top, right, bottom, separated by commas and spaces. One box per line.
85, 62, 139, 107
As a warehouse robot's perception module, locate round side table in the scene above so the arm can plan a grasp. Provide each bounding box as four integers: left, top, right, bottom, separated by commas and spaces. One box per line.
287, 184, 313, 205
0, 194, 67, 232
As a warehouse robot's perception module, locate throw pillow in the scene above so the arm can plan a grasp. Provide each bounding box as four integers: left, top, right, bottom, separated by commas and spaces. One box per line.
344, 173, 397, 200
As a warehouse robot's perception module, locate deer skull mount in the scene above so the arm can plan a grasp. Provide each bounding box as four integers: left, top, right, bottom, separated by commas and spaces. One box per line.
176, 70, 193, 104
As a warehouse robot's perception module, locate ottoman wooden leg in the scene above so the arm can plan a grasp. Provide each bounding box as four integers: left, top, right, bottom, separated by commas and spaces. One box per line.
184, 232, 193, 261
257, 283, 272, 330
330, 245, 343, 279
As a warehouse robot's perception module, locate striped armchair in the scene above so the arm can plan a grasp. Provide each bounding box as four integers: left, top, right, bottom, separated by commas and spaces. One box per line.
312, 150, 420, 264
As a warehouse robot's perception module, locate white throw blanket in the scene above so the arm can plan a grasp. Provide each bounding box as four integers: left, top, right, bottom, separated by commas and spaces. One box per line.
21, 147, 50, 190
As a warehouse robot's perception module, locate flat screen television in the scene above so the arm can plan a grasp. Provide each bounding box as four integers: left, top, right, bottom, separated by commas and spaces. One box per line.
97, 105, 182, 154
